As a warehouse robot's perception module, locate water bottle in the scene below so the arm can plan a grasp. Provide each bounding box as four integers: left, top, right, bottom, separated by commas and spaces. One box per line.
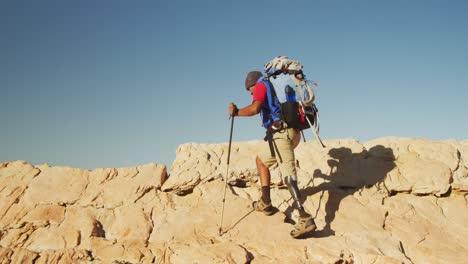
285, 85, 296, 102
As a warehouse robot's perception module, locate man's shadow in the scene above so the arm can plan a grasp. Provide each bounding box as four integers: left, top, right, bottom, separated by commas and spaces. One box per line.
288, 145, 396, 238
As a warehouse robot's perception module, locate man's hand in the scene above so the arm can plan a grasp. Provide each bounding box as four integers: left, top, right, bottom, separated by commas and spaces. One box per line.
228, 103, 238, 117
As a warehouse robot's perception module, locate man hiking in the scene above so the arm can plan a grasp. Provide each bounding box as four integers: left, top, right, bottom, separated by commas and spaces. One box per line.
228, 69, 317, 238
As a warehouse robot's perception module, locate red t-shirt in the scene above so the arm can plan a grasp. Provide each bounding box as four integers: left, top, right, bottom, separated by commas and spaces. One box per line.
252, 82, 267, 103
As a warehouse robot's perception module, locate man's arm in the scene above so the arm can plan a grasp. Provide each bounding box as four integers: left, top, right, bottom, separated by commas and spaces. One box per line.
229, 101, 263, 117
238, 100, 263, 116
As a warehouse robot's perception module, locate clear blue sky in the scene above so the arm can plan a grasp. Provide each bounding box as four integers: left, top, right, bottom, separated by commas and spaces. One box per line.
1, 0, 467, 169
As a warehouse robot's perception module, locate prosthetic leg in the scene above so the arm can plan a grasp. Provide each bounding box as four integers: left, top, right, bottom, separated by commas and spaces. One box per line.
284, 175, 317, 238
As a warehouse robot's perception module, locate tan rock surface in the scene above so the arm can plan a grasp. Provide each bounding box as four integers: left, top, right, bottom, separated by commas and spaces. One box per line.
24, 166, 89, 206
450, 140, 468, 193
79, 162, 167, 208
364, 137, 459, 196
1, 137, 467, 263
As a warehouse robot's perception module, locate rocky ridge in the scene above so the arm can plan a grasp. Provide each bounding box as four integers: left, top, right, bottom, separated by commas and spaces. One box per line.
0, 137, 467, 263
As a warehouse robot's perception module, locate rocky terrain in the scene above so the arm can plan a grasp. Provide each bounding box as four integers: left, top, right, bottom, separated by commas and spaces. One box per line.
1, 137, 467, 263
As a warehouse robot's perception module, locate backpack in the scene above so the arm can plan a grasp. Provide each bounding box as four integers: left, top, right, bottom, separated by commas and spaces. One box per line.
263, 56, 320, 132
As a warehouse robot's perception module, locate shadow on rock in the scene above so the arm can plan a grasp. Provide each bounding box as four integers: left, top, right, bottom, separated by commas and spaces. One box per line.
298, 145, 396, 238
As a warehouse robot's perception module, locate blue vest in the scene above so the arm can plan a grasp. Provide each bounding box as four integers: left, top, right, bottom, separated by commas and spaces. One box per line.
259, 79, 281, 129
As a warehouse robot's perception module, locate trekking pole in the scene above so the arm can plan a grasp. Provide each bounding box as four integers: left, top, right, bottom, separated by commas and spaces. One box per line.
219, 115, 235, 236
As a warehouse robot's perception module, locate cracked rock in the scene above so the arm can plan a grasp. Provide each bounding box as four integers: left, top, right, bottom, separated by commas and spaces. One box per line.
1, 137, 467, 263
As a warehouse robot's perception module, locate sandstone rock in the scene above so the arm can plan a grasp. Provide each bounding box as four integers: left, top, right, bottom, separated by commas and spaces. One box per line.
169, 242, 251, 264
1, 137, 467, 263
24, 166, 89, 206
166, 137, 459, 196
365, 137, 456, 196
35, 249, 93, 264
90, 237, 125, 262
451, 140, 468, 193
295, 138, 367, 187
0, 222, 38, 249
55, 206, 100, 249
296, 140, 397, 200
21, 204, 65, 225
163, 142, 263, 194
79, 162, 167, 208
0, 161, 40, 228
20, 205, 96, 252
0, 161, 40, 186
105, 204, 153, 244
88, 239, 152, 263
165, 139, 367, 195
0, 186, 32, 228
383, 194, 468, 263
0, 247, 38, 264
364, 137, 459, 170
25, 225, 81, 251
386, 152, 452, 195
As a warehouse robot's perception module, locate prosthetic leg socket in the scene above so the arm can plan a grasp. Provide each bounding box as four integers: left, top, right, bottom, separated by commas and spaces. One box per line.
284, 175, 305, 214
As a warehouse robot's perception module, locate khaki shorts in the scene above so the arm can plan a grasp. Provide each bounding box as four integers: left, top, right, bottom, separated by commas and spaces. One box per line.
258, 128, 301, 177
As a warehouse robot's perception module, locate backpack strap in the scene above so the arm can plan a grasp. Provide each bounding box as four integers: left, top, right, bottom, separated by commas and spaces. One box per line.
262, 78, 288, 158
262, 79, 282, 125
264, 129, 283, 162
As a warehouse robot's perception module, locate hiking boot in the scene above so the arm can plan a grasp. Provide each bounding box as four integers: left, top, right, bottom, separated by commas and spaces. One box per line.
290, 213, 317, 238
252, 199, 275, 216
